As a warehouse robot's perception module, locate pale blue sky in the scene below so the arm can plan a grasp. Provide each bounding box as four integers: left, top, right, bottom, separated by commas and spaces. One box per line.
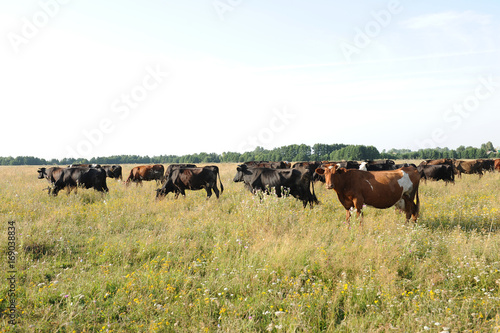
1, 1, 499, 159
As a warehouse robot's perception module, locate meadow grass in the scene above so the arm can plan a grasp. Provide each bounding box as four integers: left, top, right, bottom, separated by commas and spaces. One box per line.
1, 164, 499, 332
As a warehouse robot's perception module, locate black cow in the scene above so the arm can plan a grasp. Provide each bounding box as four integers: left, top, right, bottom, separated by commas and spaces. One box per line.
37, 167, 64, 194
38, 167, 63, 183
51, 167, 108, 196
338, 161, 361, 169
156, 166, 223, 199
292, 162, 320, 205
233, 164, 316, 208
359, 160, 396, 171
243, 161, 291, 168
478, 159, 495, 172
417, 164, 455, 185
102, 165, 123, 180
163, 164, 197, 180
68, 163, 102, 168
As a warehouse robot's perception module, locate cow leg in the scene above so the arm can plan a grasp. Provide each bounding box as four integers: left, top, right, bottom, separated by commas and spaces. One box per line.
352, 198, 364, 225
275, 186, 282, 198
205, 186, 213, 199
213, 185, 220, 199
345, 209, 351, 226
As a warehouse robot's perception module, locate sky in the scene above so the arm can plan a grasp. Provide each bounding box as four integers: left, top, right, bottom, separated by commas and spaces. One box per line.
1, 0, 499, 159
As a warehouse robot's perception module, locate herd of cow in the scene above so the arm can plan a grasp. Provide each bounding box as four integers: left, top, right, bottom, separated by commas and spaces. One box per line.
37, 158, 500, 224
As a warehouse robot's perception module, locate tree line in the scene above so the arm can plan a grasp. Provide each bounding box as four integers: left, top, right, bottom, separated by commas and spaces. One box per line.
1, 142, 498, 165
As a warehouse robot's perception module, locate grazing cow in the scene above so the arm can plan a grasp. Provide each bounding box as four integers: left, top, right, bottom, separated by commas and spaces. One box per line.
164, 164, 197, 180
315, 165, 420, 224
156, 166, 223, 199
102, 165, 123, 180
495, 159, 500, 172
51, 167, 108, 196
417, 164, 455, 184
38, 167, 63, 183
126, 164, 165, 186
454, 160, 483, 178
419, 158, 456, 174
37, 167, 64, 194
233, 164, 316, 208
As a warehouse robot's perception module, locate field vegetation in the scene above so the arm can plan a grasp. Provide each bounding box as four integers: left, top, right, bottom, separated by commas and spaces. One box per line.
1, 164, 500, 332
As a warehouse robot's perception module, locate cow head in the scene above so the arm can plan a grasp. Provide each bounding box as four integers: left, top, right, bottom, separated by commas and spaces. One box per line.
37, 168, 47, 179
233, 164, 251, 182
315, 164, 345, 189
155, 180, 176, 199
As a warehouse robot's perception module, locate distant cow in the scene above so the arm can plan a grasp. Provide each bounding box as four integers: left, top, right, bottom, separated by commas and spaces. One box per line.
102, 165, 123, 180
68, 163, 102, 168
454, 160, 483, 178
315, 165, 420, 224
495, 159, 500, 172
156, 166, 223, 199
478, 159, 495, 172
126, 165, 165, 186
422, 159, 455, 166
359, 160, 396, 171
243, 161, 291, 168
233, 164, 316, 208
51, 167, 108, 196
417, 164, 455, 184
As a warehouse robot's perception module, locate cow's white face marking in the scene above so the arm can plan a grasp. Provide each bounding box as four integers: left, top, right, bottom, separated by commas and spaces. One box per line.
359, 162, 368, 171
328, 165, 334, 169
397, 171, 413, 194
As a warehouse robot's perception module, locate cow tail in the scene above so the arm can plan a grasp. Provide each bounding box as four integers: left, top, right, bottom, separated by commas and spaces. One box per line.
309, 175, 318, 206
125, 169, 133, 186
218, 169, 224, 194
414, 190, 420, 220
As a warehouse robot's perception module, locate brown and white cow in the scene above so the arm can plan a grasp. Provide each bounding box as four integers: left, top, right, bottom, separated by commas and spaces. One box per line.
315, 164, 420, 224
126, 164, 165, 186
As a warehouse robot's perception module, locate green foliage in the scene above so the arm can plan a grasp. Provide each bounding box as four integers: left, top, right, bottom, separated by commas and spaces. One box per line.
1, 142, 498, 165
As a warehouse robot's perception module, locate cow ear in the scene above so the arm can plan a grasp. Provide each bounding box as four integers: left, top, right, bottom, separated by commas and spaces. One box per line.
315, 168, 325, 175
337, 167, 346, 174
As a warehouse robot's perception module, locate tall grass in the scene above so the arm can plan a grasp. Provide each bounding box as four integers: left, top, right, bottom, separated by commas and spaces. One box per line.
1, 164, 499, 332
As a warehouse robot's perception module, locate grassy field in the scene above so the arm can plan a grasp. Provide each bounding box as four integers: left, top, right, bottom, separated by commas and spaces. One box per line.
1, 164, 500, 332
